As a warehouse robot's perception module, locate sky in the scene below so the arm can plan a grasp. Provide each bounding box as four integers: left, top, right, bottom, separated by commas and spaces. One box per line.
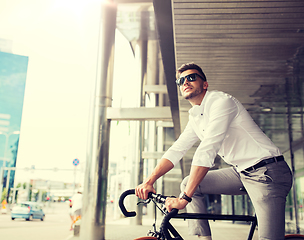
0, 0, 137, 185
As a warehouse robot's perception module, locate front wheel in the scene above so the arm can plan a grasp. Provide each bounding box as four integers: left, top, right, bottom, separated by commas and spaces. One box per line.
285, 234, 304, 239
134, 237, 158, 240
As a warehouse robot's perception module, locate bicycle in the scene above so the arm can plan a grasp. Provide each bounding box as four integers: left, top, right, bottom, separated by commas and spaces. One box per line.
119, 189, 304, 240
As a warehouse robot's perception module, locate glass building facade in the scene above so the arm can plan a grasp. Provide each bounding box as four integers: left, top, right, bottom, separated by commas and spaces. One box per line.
0, 51, 28, 202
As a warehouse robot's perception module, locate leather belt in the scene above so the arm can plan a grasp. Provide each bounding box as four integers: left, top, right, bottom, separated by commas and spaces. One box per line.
243, 155, 284, 172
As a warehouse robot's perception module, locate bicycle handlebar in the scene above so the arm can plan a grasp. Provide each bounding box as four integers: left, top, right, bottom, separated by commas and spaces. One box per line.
118, 189, 181, 240
119, 189, 175, 218
119, 189, 137, 217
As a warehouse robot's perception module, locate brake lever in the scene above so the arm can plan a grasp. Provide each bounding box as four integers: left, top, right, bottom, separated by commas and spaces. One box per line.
137, 198, 151, 205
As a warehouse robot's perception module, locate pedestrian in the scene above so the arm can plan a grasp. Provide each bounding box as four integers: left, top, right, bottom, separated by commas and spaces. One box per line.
70, 188, 83, 230
1, 199, 7, 214
135, 62, 293, 240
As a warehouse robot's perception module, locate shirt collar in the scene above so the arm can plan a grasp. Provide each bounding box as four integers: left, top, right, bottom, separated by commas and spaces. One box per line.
188, 91, 209, 117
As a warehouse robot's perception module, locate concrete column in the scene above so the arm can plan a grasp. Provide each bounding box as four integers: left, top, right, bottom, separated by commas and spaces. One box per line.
133, 39, 147, 226
130, 8, 149, 226
286, 78, 300, 233
146, 40, 159, 219
80, 1, 117, 240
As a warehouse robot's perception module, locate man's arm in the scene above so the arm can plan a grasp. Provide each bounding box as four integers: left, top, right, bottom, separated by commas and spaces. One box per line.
182, 165, 209, 198
165, 165, 209, 212
135, 158, 174, 200
136, 121, 199, 200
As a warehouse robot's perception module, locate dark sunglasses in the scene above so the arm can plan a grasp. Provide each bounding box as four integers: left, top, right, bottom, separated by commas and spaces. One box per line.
176, 73, 204, 86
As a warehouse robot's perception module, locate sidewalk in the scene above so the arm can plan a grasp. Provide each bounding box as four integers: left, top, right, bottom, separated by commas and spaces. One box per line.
68, 217, 259, 240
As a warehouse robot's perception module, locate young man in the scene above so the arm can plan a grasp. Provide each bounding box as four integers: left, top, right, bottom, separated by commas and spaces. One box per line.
135, 63, 293, 240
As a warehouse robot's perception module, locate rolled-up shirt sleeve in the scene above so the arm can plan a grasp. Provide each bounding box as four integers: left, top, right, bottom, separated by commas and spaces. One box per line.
192, 96, 238, 167
162, 122, 199, 166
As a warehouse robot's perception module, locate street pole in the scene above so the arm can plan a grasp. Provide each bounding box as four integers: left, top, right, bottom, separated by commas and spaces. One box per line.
74, 166, 76, 193
5, 169, 10, 201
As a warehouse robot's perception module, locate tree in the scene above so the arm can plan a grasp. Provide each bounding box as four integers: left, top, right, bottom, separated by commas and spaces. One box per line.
1, 188, 7, 202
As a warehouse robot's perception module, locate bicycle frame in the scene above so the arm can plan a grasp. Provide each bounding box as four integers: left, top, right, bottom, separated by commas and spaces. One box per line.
119, 189, 258, 240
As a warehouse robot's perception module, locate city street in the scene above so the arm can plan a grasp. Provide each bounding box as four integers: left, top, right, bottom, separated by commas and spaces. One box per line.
0, 202, 73, 240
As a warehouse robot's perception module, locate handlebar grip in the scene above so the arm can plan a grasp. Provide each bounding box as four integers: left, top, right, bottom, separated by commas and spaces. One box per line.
119, 189, 136, 217
169, 208, 179, 216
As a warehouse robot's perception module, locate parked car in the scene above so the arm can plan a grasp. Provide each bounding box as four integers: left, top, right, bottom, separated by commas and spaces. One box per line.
11, 201, 45, 221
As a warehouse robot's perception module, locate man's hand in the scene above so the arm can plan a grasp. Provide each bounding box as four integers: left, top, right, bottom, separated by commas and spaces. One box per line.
165, 197, 188, 212
135, 158, 174, 200
135, 182, 156, 200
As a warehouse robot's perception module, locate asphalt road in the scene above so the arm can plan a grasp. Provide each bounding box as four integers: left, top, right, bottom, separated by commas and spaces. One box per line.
0, 201, 260, 240
0, 202, 74, 240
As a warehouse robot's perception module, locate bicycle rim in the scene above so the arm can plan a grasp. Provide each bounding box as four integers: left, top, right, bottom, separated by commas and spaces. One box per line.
133, 237, 158, 240
285, 234, 304, 239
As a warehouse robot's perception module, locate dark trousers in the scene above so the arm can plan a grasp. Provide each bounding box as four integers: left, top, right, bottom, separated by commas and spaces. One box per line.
181, 160, 293, 240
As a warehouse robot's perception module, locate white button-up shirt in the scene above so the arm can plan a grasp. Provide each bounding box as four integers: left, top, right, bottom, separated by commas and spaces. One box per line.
162, 90, 281, 172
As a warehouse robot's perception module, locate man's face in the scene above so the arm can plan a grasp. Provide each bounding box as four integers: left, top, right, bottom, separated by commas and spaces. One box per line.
179, 69, 208, 101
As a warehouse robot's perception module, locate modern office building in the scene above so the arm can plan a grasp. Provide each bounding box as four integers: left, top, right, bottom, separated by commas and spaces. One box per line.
81, 1, 304, 239
0, 49, 28, 201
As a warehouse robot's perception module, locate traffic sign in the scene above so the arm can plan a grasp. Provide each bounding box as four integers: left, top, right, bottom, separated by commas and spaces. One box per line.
73, 159, 79, 166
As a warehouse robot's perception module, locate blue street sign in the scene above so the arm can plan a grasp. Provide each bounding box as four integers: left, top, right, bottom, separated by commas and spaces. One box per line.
73, 158, 79, 166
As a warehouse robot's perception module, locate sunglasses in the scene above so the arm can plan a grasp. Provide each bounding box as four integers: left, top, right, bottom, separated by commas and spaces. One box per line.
176, 73, 204, 86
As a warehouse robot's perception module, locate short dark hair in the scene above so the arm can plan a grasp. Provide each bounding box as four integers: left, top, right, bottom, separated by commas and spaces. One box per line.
176, 62, 207, 81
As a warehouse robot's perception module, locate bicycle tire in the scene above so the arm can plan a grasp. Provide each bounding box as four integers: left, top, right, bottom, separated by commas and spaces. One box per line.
133, 237, 158, 240
285, 234, 304, 239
